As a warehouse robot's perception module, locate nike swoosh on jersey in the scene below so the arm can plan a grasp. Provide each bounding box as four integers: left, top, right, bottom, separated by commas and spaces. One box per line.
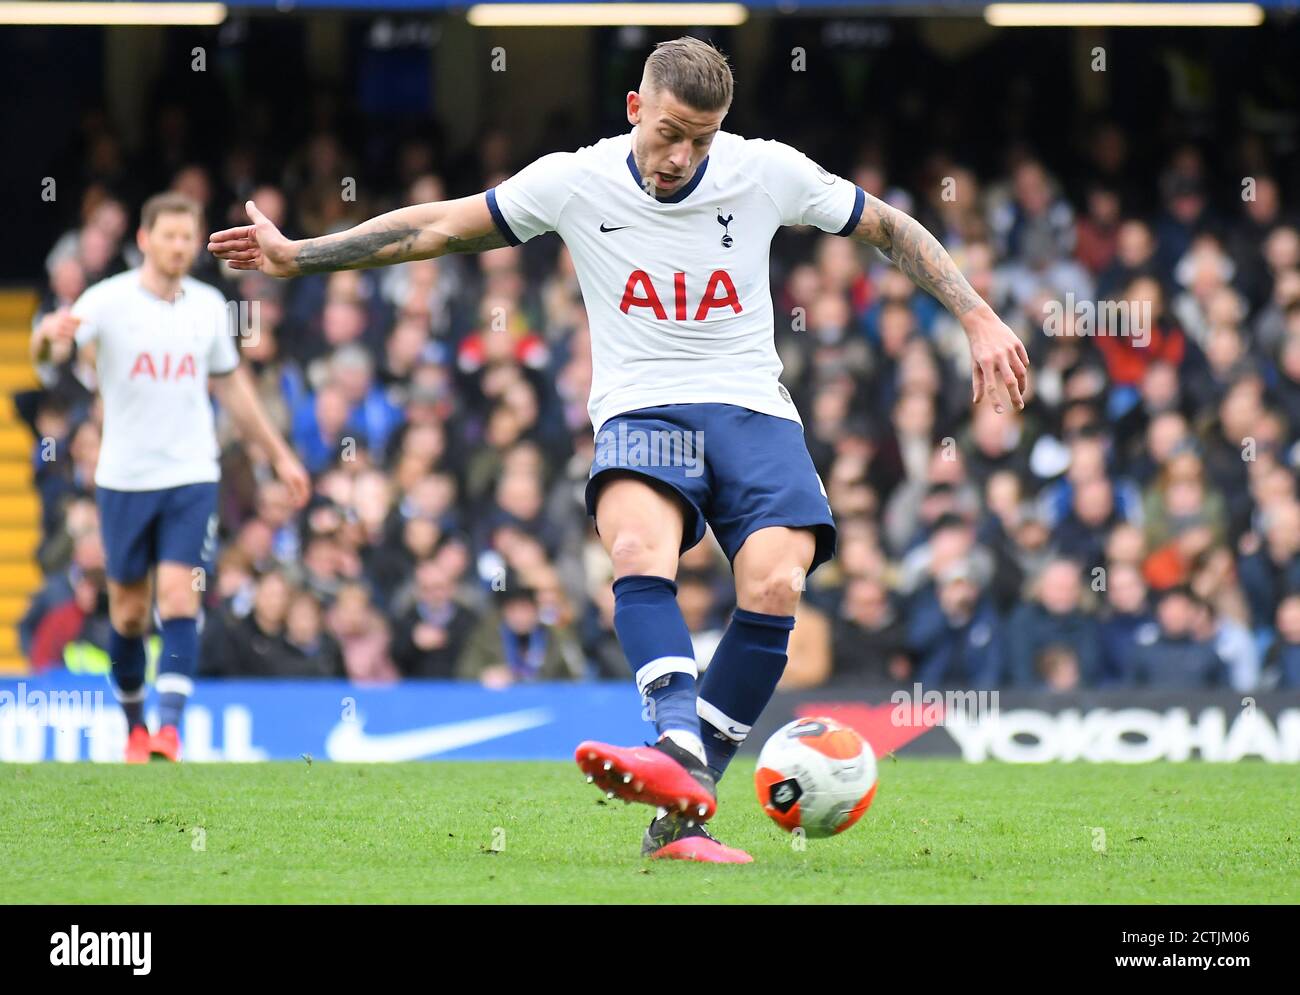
325, 708, 554, 761
599, 223, 632, 233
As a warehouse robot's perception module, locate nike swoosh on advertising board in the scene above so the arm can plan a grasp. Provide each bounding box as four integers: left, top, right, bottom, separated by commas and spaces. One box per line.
797, 702, 943, 757
325, 708, 554, 762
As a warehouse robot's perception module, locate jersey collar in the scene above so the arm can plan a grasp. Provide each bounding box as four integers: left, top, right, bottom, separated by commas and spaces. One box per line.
625, 149, 710, 205
136, 269, 187, 304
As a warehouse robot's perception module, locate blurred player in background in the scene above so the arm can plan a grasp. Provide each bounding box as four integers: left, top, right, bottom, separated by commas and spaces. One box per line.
209, 38, 1027, 860
32, 192, 309, 763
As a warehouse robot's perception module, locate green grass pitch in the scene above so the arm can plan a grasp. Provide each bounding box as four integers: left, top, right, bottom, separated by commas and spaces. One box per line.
2, 760, 1296, 904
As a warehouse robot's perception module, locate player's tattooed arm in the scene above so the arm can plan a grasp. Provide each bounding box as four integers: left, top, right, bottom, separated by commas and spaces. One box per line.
293, 200, 509, 273
209, 194, 506, 277
850, 193, 982, 317
850, 191, 1031, 413
444, 231, 511, 254
294, 224, 425, 274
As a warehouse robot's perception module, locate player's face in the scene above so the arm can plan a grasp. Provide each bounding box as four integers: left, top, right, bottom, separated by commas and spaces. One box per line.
138, 210, 200, 278
627, 85, 725, 198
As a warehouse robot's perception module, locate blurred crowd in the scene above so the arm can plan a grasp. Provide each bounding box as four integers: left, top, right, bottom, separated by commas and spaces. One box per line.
17, 115, 1300, 692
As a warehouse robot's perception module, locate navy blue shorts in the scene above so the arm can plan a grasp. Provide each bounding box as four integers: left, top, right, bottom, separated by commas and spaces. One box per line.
95, 482, 220, 583
586, 403, 837, 575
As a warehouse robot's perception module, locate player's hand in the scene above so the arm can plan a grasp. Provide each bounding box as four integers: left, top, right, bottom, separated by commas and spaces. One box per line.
33, 309, 80, 363
39, 309, 80, 342
966, 310, 1030, 414
208, 200, 299, 278
272, 450, 312, 507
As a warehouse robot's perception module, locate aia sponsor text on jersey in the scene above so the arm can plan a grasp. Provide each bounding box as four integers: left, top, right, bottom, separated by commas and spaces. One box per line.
619, 270, 743, 321
129, 352, 198, 380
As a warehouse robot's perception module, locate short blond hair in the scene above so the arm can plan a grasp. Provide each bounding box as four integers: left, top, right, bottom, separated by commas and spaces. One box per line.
644, 37, 733, 113
140, 191, 201, 232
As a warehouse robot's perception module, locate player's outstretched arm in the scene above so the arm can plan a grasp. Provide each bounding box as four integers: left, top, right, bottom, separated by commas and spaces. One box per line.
207, 194, 507, 278
850, 193, 1029, 413
210, 365, 311, 507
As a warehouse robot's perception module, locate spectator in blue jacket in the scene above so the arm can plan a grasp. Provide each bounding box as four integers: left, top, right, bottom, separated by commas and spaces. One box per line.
1097, 561, 1157, 685
1127, 588, 1226, 687
1237, 500, 1300, 630
907, 560, 1004, 689
328, 345, 405, 455
291, 381, 355, 475
1052, 476, 1124, 577
1008, 557, 1103, 687
1267, 594, 1300, 689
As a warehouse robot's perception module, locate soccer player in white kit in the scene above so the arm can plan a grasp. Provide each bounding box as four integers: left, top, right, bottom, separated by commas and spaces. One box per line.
210, 38, 1028, 861
33, 192, 309, 763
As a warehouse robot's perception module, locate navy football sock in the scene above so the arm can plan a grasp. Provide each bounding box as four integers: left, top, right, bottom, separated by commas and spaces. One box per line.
697, 608, 795, 781
612, 575, 704, 762
157, 617, 199, 729
108, 627, 147, 731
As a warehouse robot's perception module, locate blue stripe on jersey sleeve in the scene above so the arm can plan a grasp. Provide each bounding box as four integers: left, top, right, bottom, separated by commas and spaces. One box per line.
835, 185, 866, 237
485, 189, 521, 246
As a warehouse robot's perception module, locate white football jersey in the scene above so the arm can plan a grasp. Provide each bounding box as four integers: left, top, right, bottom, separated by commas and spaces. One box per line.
73, 270, 240, 491
488, 127, 864, 433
